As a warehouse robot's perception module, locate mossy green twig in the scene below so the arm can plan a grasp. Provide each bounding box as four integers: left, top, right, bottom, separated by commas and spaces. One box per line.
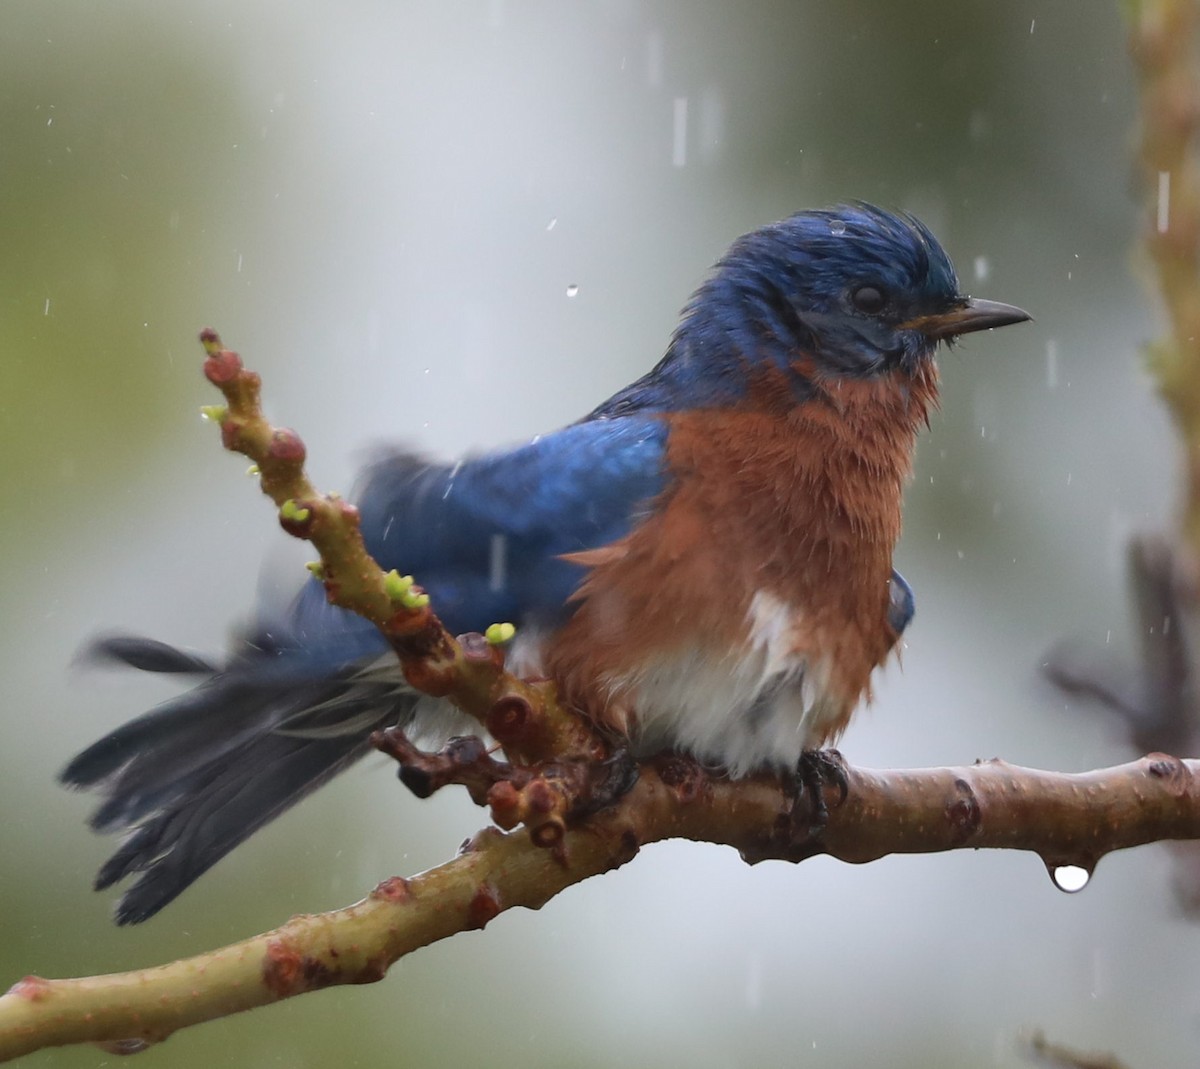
1129, 0, 1200, 554
195, 328, 594, 764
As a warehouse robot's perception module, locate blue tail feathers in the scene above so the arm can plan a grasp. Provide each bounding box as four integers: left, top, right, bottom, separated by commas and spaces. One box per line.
61, 618, 409, 924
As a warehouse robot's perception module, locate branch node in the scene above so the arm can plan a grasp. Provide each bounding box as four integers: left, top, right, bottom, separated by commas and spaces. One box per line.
946, 777, 983, 844
262, 938, 335, 997
487, 694, 532, 745
1146, 751, 1187, 784
653, 753, 709, 803
370, 876, 412, 904
267, 427, 306, 464
467, 884, 502, 930
202, 345, 243, 385
5, 976, 51, 1002
278, 498, 314, 537
459, 826, 506, 855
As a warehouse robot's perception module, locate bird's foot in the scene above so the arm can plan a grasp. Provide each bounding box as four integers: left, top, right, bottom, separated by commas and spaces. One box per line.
570, 744, 641, 818
791, 748, 849, 835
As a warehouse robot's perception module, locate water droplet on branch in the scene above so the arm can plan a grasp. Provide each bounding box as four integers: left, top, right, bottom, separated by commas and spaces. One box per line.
1047, 862, 1092, 893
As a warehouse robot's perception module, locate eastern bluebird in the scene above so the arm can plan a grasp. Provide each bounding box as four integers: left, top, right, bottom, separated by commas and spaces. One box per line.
62, 204, 1029, 923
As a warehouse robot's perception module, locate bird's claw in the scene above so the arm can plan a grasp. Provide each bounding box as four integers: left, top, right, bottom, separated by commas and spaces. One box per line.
791, 748, 849, 835
570, 745, 641, 818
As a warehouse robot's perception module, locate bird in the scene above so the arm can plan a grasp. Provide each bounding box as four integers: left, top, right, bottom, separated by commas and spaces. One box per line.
61, 203, 1029, 924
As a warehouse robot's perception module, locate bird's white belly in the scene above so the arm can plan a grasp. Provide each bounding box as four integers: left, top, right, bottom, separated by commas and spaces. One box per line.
406, 592, 842, 776
608, 591, 839, 776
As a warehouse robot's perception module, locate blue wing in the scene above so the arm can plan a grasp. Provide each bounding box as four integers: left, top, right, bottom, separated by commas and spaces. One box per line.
350, 413, 669, 635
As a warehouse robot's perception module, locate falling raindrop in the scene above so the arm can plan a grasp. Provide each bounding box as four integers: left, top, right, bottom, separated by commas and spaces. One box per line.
1045, 339, 1058, 389
489, 533, 508, 593
973, 256, 990, 282
443, 459, 463, 500
1050, 864, 1091, 893
646, 31, 663, 88
1158, 171, 1171, 234
672, 96, 689, 167
566, 284, 580, 298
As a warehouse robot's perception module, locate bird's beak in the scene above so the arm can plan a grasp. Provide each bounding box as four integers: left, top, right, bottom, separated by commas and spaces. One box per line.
903, 298, 1031, 340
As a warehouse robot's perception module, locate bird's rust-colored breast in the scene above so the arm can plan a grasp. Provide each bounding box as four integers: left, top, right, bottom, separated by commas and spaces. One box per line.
547, 360, 940, 752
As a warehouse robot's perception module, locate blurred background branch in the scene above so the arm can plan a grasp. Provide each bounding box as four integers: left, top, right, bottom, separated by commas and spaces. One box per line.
1045, 0, 1200, 928
1133, 0, 1200, 551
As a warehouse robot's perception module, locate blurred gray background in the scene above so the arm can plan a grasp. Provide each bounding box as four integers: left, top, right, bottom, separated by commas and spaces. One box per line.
1, 1, 1187, 1066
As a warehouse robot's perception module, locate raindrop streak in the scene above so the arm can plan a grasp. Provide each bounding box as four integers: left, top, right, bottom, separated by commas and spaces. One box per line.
489, 533, 508, 593
43, 298, 50, 317
1046, 339, 1058, 389
1051, 864, 1091, 893
646, 31, 663, 88
566, 284, 579, 298
1158, 170, 1171, 234
443, 460, 463, 501
672, 96, 688, 167
973, 256, 990, 282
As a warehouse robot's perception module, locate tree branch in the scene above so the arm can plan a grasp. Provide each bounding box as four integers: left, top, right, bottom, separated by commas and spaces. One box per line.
4, 754, 1200, 1061
6, 334, 1198, 1060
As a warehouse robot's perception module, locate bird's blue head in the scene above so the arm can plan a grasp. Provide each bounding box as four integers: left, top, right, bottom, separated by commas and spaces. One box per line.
591, 203, 1028, 416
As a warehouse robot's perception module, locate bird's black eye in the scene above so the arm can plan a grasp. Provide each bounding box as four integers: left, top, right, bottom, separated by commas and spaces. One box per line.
850, 285, 887, 315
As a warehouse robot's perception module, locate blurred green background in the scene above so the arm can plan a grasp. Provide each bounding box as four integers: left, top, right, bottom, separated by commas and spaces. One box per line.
0, 1, 1188, 1066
